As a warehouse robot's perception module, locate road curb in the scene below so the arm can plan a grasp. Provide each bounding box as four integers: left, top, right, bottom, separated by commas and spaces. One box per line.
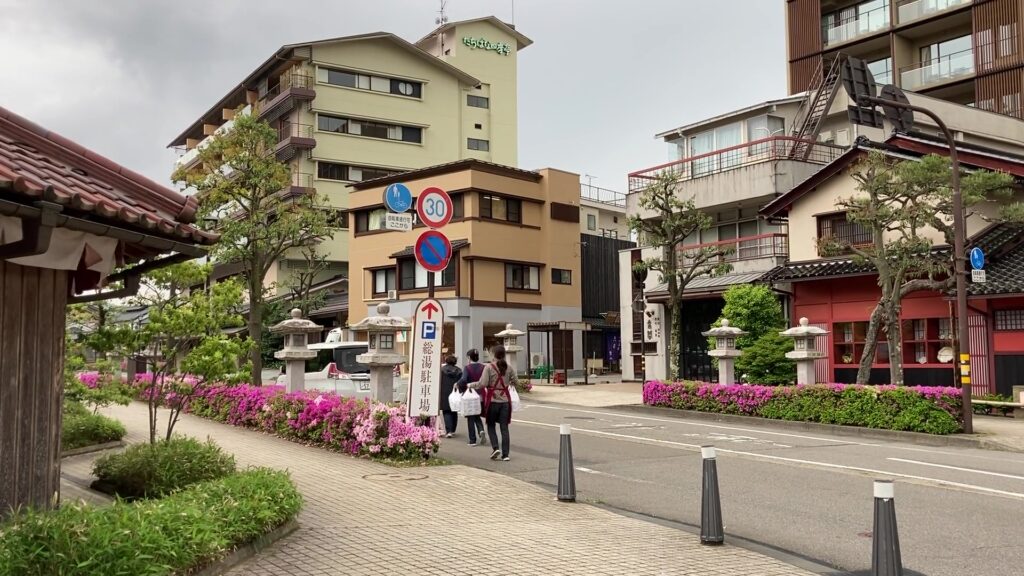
61, 440, 126, 458
191, 519, 299, 576
600, 403, 1021, 453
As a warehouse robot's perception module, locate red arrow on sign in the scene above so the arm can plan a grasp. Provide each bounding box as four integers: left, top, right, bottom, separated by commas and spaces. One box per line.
421, 302, 439, 319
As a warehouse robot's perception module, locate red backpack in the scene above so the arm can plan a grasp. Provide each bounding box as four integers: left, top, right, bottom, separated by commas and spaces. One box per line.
481, 363, 509, 415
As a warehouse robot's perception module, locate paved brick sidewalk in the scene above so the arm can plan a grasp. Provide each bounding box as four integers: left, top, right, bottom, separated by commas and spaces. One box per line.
102, 403, 814, 576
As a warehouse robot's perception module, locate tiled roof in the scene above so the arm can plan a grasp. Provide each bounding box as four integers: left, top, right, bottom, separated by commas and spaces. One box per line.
647, 271, 771, 298
762, 258, 878, 283
390, 239, 469, 258
966, 224, 1024, 296
0, 106, 217, 247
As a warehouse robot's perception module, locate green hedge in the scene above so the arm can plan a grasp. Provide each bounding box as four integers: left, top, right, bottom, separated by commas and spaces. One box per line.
0, 468, 301, 576
62, 404, 126, 451
92, 437, 236, 499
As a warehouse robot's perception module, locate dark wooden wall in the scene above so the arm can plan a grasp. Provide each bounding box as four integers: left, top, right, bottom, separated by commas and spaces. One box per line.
580, 233, 634, 319
787, 0, 824, 94
1, 261, 67, 517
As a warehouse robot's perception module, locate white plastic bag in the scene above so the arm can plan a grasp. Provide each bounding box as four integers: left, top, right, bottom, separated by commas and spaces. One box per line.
508, 386, 521, 412
448, 389, 462, 413
460, 389, 482, 416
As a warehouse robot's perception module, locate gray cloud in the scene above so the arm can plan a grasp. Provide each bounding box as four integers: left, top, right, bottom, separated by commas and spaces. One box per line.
0, 0, 784, 192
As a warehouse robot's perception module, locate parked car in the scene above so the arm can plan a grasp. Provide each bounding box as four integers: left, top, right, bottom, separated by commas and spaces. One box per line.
275, 335, 406, 402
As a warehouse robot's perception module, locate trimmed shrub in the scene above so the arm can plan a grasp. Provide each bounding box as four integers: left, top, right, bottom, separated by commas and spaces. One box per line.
92, 437, 236, 499
644, 380, 963, 435
62, 409, 126, 451
187, 384, 440, 460
0, 468, 301, 576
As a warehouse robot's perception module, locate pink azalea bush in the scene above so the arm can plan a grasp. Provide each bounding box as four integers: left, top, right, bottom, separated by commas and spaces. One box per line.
186, 384, 439, 461
643, 380, 963, 435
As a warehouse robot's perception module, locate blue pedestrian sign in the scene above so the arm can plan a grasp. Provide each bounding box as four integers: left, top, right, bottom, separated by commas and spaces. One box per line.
970, 247, 985, 270
414, 230, 452, 273
384, 183, 413, 213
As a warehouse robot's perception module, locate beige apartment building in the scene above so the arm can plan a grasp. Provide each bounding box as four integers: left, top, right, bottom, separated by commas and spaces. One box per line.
346, 160, 589, 374
169, 16, 530, 291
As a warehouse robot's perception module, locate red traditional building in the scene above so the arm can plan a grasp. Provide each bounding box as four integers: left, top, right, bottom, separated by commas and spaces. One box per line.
762, 134, 1024, 395
0, 106, 216, 516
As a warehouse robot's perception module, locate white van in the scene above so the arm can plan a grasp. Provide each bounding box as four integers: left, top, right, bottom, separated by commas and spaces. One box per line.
276, 330, 407, 402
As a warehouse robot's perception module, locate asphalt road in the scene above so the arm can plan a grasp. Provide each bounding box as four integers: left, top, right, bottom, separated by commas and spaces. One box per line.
437, 402, 1024, 576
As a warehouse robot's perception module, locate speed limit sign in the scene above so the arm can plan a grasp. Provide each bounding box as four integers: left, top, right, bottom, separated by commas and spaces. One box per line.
416, 187, 453, 229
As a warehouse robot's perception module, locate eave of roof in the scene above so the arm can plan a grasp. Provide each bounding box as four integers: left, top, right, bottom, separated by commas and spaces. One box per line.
654, 95, 806, 140
351, 159, 542, 190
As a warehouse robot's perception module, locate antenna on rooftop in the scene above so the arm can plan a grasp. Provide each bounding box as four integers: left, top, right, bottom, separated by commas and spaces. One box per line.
436, 0, 449, 25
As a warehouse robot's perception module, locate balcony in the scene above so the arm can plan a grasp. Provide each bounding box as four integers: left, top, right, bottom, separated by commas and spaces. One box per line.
275, 122, 316, 161
628, 136, 845, 195
580, 184, 626, 208
897, 0, 970, 24
900, 47, 975, 91
174, 105, 252, 171
822, 6, 890, 47
680, 233, 788, 263
257, 72, 315, 123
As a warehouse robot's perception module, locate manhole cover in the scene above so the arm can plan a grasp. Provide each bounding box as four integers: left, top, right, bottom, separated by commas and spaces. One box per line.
362, 473, 428, 482
564, 416, 596, 420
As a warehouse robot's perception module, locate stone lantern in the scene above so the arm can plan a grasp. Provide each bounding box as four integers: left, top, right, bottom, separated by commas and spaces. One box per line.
270, 309, 323, 393
702, 319, 747, 385
779, 317, 829, 385
495, 323, 525, 374
349, 302, 411, 402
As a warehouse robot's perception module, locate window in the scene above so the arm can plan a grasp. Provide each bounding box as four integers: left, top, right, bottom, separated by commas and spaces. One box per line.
552, 268, 572, 285
586, 214, 597, 231
468, 95, 490, 108
318, 67, 422, 98
1002, 93, 1022, 117
373, 268, 396, 294
355, 208, 387, 233
330, 210, 349, 229
468, 138, 490, 151
505, 264, 540, 290
817, 212, 872, 254
746, 115, 785, 154
920, 35, 973, 82
867, 57, 893, 85
996, 310, 1024, 330
398, 258, 456, 290
999, 23, 1018, 58
318, 114, 422, 143
474, 123, 483, 129
480, 195, 521, 223
318, 161, 401, 182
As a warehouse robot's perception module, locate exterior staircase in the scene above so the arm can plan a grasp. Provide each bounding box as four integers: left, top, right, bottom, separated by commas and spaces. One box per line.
790, 55, 844, 160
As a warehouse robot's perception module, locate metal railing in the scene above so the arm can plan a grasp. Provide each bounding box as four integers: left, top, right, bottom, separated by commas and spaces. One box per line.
900, 47, 975, 91
580, 184, 626, 207
627, 136, 846, 195
277, 122, 314, 142
261, 72, 314, 103
677, 233, 789, 263
897, 0, 969, 24
290, 172, 314, 189
822, 5, 890, 47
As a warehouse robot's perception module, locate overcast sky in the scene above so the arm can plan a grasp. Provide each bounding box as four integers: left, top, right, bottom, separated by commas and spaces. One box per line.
0, 0, 785, 193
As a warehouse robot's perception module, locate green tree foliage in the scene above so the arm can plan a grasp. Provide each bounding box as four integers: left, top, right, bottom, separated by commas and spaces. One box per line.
628, 172, 731, 377
829, 153, 1020, 385
712, 284, 795, 385
173, 110, 331, 387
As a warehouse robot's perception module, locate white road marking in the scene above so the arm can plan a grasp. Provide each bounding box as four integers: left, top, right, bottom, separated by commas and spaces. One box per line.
575, 466, 658, 485
513, 418, 1024, 501
887, 458, 1024, 481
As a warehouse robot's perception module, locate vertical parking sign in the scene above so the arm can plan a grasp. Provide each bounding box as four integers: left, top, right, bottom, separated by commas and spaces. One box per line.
407, 298, 444, 418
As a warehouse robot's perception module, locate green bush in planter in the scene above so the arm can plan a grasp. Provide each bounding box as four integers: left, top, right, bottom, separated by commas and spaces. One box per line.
62, 409, 126, 451
0, 468, 302, 576
92, 436, 236, 499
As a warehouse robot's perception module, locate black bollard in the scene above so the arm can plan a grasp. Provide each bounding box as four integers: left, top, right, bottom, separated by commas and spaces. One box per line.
700, 445, 724, 545
872, 480, 903, 576
557, 423, 576, 502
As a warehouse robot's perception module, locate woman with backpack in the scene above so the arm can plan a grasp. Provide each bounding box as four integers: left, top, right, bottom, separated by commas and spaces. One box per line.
470, 344, 517, 461
439, 356, 463, 438
456, 349, 487, 446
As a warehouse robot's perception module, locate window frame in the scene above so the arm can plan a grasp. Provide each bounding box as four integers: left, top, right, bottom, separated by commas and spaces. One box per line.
505, 263, 540, 291
317, 113, 423, 144
467, 95, 490, 108
467, 137, 490, 152
397, 257, 456, 290
816, 212, 873, 255
480, 194, 522, 224
372, 268, 396, 295
318, 66, 423, 99
551, 268, 572, 285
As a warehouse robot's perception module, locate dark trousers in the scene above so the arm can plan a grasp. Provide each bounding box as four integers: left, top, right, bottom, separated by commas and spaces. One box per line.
466, 415, 484, 443
486, 402, 511, 457
442, 410, 458, 434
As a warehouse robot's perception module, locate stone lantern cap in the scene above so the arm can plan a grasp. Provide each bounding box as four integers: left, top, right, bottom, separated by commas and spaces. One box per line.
349, 303, 411, 333
495, 323, 524, 338
701, 319, 747, 338
779, 317, 829, 338
270, 309, 323, 335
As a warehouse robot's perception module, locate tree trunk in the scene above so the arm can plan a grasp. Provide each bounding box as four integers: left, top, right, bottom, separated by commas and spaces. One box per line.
886, 303, 904, 386
675, 300, 686, 381
248, 264, 264, 387
856, 302, 885, 384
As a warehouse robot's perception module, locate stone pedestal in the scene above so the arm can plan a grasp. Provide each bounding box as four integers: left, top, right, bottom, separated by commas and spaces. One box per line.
780, 318, 829, 386
284, 359, 308, 393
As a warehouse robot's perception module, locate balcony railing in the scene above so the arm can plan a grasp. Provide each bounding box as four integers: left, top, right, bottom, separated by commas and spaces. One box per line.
627, 136, 846, 195
277, 122, 314, 142
822, 5, 890, 47
261, 73, 314, 103
581, 184, 626, 207
900, 47, 975, 91
897, 0, 970, 24
678, 233, 789, 263
174, 105, 252, 170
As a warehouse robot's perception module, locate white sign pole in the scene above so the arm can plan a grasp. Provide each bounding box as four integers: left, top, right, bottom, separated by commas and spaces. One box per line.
408, 298, 445, 419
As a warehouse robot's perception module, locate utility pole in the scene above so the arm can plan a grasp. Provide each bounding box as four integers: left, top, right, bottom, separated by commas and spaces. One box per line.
842, 58, 974, 433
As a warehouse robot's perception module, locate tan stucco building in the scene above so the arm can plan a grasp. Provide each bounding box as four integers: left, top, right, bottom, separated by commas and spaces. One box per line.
169, 16, 530, 291
347, 160, 587, 373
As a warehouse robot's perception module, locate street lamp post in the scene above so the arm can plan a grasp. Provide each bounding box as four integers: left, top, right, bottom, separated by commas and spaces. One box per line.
842, 58, 974, 433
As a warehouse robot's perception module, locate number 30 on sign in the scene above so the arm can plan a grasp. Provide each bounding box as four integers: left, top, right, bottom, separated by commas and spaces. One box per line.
416, 187, 453, 229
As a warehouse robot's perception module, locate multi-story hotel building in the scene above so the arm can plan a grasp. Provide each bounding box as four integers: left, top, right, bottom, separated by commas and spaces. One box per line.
787, 0, 1024, 118
169, 16, 530, 290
